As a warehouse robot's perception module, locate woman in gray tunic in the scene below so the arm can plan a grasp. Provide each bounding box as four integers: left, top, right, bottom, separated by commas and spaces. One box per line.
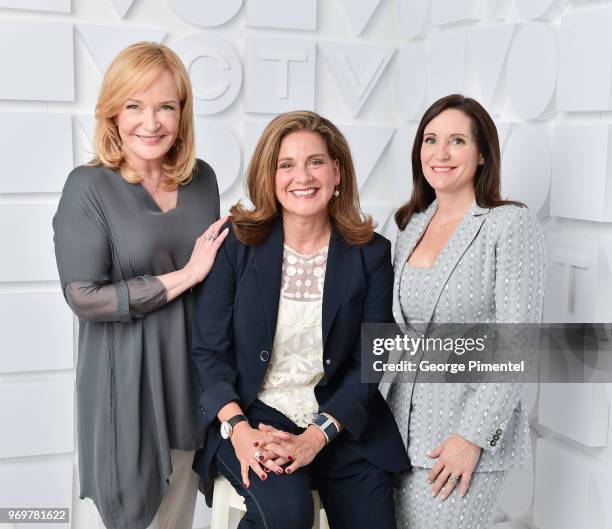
388, 95, 546, 528
53, 43, 228, 529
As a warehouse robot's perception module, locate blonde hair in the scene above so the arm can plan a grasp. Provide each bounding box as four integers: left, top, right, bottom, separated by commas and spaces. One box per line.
90, 42, 196, 188
231, 111, 374, 246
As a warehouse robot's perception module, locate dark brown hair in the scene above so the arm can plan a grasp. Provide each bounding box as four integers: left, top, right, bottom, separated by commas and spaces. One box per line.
395, 94, 524, 230
231, 110, 374, 246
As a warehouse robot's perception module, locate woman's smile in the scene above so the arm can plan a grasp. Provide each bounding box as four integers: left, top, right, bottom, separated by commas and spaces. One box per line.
289, 187, 319, 198
430, 165, 456, 174
136, 134, 166, 145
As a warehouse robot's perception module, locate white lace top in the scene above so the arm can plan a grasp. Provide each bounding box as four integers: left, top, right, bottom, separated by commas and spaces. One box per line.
257, 244, 328, 426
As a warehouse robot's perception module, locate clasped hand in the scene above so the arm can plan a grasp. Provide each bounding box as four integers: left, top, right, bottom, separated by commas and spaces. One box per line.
230, 422, 326, 488
426, 433, 482, 499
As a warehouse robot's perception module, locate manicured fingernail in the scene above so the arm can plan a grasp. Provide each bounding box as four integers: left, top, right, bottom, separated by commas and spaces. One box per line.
287, 455, 294, 462
261, 474, 266, 480
286, 468, 292, 474
276, 470, 282, 475
253, 442, 259, 447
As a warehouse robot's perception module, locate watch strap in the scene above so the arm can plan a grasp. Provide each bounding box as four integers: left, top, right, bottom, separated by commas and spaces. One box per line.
228, 414, 248, 428
310, 413, 339, 443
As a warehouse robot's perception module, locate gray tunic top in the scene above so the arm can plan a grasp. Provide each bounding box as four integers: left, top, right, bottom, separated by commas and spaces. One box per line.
52, 160, 219, 529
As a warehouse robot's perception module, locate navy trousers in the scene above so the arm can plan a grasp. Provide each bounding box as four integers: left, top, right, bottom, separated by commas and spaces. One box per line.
215, 400, 397, 529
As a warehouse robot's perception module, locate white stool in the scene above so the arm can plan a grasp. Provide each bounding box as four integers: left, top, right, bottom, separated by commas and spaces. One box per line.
210, 475, 329, 529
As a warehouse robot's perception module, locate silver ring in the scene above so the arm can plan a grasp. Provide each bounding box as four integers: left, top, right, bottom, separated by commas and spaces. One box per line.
254, 450, 263, 461
206, 233, 216, 242
448, 475, 460, 483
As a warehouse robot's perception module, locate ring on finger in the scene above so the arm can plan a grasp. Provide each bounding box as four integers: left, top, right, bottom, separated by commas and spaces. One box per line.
206, 233, 216, 242
448, 475, 460, 483
254, 450, 263, 461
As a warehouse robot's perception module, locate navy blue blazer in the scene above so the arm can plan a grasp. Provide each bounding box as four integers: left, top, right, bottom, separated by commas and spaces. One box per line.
191, 219, 410, 482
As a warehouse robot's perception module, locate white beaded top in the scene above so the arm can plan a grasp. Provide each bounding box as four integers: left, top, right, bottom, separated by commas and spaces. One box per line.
257, 244, 328, 426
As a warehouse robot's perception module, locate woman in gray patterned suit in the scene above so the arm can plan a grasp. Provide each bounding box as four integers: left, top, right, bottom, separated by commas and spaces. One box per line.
387, 94, 546, 528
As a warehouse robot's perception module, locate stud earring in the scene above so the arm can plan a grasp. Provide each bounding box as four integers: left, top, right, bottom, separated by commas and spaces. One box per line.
334, 189, 340, 197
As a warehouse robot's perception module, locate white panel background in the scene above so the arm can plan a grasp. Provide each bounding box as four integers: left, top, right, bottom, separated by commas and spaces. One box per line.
0, 19, 74, 101
0, 377, 74, 459
0, 291, 73, 374
0, 1, 611, 528
0, 113, 73, 194
0, 457, 73, 529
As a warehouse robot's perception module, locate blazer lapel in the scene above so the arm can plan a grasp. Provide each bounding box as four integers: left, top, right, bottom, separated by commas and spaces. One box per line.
322, 229, 355, 347
392, 201, 438, 328
252, 219, 284, 345
421, 203, 490, 325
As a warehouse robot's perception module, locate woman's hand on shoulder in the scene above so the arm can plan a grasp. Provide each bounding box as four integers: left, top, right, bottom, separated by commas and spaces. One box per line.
426, 433, 482, 499
230, 421, 291, 488
184, 216, 229, 285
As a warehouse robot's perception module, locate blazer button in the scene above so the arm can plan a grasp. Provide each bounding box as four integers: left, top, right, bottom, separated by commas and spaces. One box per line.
199, 407, 205, 415
259, 350, 270, 361
496, 429, 503, 435
325, 358, 331, 365
493, 434, 500, 441
490, 440, 497, 447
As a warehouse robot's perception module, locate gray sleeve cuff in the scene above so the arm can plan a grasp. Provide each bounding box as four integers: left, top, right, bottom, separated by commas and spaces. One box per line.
457, 382, 523, 453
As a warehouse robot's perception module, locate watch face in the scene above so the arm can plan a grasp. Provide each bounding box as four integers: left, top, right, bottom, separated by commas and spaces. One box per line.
220, 421, 232, 440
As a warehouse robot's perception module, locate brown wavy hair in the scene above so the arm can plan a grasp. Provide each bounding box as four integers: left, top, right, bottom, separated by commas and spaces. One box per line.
89, 42, 196, 189
395, 94, 524, 230
231, 111, 374, 246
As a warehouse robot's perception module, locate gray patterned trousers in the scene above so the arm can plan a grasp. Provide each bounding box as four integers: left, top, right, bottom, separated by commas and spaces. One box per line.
394, 467, 508, 529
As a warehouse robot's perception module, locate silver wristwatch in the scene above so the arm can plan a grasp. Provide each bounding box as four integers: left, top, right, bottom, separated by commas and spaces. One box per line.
220, 414, 248, 439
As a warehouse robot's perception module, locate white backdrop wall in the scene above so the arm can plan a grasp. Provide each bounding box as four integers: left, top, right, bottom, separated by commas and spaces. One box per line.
0, 1, 611, 528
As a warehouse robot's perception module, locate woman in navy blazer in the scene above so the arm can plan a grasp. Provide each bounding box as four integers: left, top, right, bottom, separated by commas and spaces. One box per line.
192, 111, 409, 529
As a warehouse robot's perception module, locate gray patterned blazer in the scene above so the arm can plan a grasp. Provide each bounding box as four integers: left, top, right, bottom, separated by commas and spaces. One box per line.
387, 200, 546, 472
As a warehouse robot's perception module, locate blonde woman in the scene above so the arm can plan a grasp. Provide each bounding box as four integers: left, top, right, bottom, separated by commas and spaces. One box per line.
53, 43, 228, 529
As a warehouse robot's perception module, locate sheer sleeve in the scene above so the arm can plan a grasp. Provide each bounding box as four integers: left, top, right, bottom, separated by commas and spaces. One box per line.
53, 168, 168, 323
64, 276, 166, 322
